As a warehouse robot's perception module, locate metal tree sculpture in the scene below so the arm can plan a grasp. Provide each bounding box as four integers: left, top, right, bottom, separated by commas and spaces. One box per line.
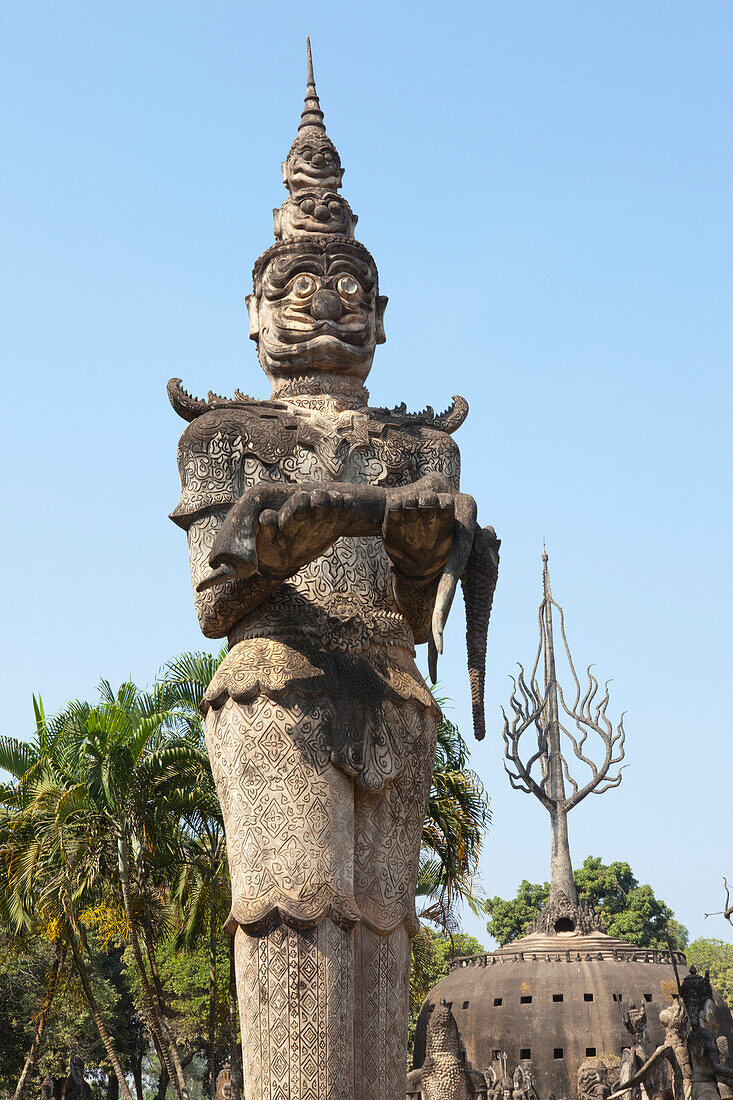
502, 552, 626, 907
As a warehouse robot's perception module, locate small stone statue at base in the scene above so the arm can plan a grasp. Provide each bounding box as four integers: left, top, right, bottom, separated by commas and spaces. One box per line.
578, 1058, 615, 1100
215, 1064, 233, 1100
609, 969, 733, 1100
41, 1077, 55, 1100
513, 1064, 539, 1100
60, 1055, 91, 1100
406, 1001, 488, 1099
619, 1001, 662, 1100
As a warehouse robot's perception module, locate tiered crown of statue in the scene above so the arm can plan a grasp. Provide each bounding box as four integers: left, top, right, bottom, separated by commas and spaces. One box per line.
253, 38, 371, 279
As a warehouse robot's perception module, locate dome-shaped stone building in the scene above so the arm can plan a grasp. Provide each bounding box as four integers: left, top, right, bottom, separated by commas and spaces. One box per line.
413, 903, 733, 1099
412, 558, 733, 1099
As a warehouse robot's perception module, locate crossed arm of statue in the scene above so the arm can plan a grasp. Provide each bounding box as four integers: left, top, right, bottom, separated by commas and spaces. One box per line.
198, 472, 496, 713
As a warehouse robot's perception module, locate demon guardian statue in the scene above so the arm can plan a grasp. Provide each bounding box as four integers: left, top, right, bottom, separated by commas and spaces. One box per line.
170, 41, 498, 1100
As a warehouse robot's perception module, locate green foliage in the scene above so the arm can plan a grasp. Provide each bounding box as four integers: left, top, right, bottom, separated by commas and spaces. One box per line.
575, 857, 688, 949
123, 932, 232, 1057
0, 930, 144, 1097
485, 878, 550, 945
418, 708, 491, 927
486, 856, 688, 949
686, 938, 733, 1011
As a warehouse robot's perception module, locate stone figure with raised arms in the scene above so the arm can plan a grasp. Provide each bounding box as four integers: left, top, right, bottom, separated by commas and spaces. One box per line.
170, 40, 499, 1100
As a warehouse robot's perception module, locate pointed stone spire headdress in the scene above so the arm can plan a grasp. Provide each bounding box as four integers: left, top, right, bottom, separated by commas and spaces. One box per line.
272, 38, 358, 243
298, 37, 326, 132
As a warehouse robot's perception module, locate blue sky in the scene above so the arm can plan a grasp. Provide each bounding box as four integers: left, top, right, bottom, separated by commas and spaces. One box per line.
2, 0, 731, 947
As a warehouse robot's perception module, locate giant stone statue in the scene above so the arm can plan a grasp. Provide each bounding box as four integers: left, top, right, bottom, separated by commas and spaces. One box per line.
170, 41, 498, 1100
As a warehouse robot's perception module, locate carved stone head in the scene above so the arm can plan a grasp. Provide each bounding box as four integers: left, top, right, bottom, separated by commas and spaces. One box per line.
248, 240, 386, 385
680, 966, 714, 1025
624, 1001, 648, 1042
274, 191, 357, 241
659, 997, 688, 1041
577, 1059, 611, 1100
215, 1063, 232, 1100
41, 1077, 54, 1100
250, 41, 387, 395
283, 131, 344, 194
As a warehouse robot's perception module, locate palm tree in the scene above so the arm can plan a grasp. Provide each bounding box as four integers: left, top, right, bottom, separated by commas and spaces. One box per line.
417, 707, 491, 930
1, 698, 135, 1100
1, 683, 215, 1100
59, 679, 211, 1100
159, 647, 240, 1100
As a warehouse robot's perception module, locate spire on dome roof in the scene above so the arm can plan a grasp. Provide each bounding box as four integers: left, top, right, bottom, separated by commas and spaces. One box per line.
502, 551, 627, 931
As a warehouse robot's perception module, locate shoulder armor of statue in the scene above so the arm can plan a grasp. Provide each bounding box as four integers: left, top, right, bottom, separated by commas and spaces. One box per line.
367, 394, 469, 435
169, 377, 267, 421
171, 379, 329, 462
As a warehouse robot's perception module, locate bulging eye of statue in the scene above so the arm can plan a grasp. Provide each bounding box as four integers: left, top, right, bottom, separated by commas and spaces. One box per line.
292, 275, 316, 298
300, 198, 315, 214
337, 275, 359, 299
328, 200, 341, 214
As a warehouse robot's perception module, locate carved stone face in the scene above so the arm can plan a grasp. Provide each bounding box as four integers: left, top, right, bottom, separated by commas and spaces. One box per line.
42, 1078, 54, 1100
274, 191, 357, 241
248, 242, 387, 384
282, 134, 343, 193
578, 1061, 611, 1100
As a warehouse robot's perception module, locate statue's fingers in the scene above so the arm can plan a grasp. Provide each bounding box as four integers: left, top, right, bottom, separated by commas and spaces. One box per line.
278, 491, 311, 529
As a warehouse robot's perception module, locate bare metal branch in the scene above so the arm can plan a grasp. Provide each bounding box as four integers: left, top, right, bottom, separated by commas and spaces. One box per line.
705, 877, 733, 925
502, 568, 626, 819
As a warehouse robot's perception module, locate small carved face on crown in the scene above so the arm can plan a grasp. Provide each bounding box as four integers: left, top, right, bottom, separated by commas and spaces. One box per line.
248, 242, 387, 383
274, 191, 357, 241
282, 133, 344, 193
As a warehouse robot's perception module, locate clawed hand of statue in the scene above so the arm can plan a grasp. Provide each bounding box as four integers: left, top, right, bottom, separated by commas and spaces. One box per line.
199, 472, 480, 667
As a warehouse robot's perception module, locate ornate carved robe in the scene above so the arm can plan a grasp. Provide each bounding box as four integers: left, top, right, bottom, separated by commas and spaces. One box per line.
173, 393, 459, 1099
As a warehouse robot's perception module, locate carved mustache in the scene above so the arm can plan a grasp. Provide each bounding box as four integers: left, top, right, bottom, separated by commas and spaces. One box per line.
267, 318, 371, 347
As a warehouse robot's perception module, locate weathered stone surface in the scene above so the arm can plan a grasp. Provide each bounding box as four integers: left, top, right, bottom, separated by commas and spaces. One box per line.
608, 968, 733, 1100
171, 39, 498, 1100
407, 1000, 488, 1099
215, 1063, 233, 1100
60, 1055, 91, 1100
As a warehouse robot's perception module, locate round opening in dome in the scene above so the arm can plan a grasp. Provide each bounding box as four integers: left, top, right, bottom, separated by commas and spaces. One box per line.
554, 917, 576, 933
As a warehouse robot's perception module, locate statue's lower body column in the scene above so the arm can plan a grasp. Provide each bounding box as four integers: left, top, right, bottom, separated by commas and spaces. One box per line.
203, 644, 436, 1100
233, 920, 411, 1100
